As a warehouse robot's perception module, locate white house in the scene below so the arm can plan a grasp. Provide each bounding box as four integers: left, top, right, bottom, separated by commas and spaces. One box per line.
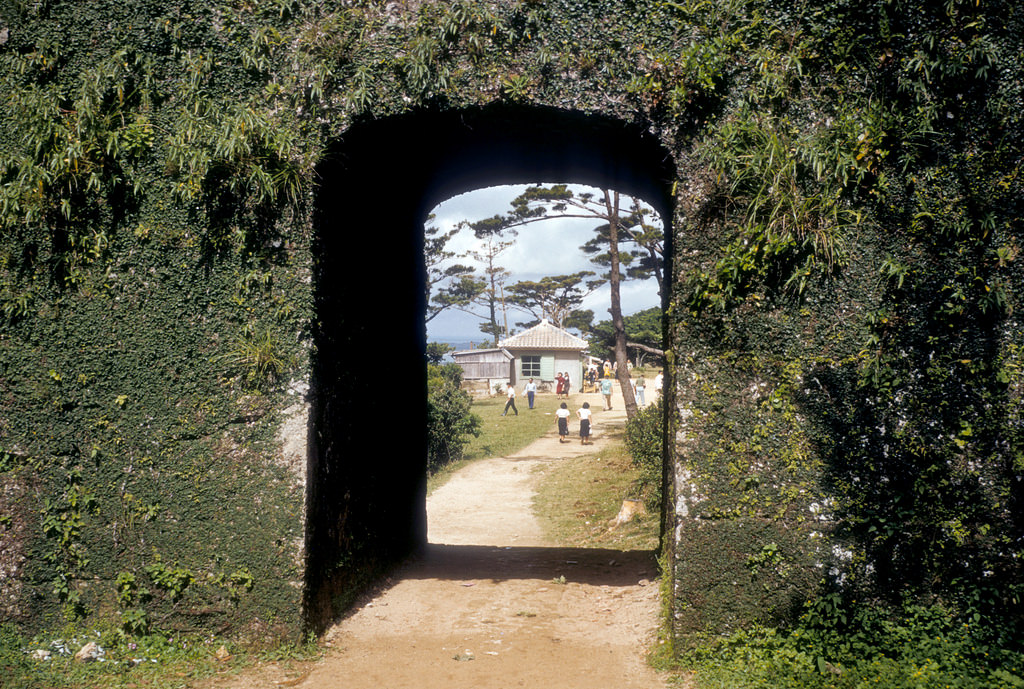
497, 319, 587, 389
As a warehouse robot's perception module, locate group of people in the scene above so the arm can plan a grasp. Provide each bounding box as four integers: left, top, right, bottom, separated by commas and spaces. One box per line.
501, 373, 574, 416
555, 371, 572, 398
503, 376, 541, 416
501, 369, 664, 419
556, 401, 593, 444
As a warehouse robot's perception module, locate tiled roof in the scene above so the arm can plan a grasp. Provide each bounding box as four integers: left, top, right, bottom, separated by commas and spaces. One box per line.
498, 319, 588, 351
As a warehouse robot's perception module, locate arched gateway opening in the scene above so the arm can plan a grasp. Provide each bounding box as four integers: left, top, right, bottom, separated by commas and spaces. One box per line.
305, 104, 675, 632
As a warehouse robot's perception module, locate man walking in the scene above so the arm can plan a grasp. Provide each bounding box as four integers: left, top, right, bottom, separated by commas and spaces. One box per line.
502, 382, 518, 416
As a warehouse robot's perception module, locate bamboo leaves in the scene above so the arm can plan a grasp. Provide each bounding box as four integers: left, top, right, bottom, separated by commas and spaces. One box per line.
166, 101, 301, 208
688, 109, 862, 313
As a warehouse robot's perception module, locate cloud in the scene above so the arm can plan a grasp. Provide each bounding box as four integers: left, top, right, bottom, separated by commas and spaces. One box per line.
427, 184, 662, 341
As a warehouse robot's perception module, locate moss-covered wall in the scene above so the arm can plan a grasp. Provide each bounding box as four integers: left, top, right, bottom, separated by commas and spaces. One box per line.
0, 218, 312, 638
1, 0, 1021, 647
0, 0, 317, 640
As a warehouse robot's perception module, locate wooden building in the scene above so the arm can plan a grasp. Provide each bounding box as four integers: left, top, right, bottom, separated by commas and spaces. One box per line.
450, 347, 514, 394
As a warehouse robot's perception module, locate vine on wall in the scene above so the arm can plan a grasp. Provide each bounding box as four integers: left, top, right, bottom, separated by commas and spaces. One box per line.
0, 0, 1021, 658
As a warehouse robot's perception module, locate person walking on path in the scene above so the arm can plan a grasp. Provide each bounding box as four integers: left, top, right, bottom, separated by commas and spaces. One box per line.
502, 382, 518, 416
524, 378, 537, 409
635, 376, 646, 407
600, 375, 614, 410
556, 402, 571, 443
577, 402, 593, 445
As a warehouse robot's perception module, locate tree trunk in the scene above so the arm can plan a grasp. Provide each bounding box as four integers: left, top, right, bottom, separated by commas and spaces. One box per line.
604, 190, 638, 418
487, 271, 500, 342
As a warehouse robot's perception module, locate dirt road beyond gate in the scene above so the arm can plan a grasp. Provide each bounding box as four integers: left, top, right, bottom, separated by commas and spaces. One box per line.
215, 389, 669, 688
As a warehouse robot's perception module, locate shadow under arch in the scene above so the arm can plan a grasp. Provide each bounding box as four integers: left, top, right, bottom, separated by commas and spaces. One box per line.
305, 103, 676, 633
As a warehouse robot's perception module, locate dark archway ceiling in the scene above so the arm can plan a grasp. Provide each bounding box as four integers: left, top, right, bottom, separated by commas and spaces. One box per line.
322, 103, 676, 227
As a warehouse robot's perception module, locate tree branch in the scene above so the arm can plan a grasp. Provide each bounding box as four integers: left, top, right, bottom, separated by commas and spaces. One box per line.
627, 341, 664, 357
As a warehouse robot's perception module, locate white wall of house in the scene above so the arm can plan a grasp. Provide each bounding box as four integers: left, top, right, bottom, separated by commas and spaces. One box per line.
510, 350, 582, 388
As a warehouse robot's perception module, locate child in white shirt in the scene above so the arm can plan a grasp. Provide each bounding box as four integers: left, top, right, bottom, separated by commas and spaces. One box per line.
576, 402, 593, 445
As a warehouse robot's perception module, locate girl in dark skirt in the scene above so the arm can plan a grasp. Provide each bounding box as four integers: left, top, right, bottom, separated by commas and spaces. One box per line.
577, 402, 593, 445
556, 402, 570, 443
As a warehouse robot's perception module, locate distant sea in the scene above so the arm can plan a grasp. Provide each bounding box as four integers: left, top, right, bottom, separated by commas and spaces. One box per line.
428, 337, 491, 361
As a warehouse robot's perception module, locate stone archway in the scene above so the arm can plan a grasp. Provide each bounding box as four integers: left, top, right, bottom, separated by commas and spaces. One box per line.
304, 104, 675, 632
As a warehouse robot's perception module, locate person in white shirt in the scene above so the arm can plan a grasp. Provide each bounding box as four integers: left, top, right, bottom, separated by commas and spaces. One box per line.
502, 382, 518, 416
556, 402, 571, 443
524, 378, 537, 409
576, 402, 593, 445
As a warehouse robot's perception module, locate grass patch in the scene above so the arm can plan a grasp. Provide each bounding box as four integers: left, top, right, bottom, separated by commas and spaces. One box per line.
462, 393, 569, 461
427, 392, 567, 494
533, 439, 660, 552
0, 623, 321, 689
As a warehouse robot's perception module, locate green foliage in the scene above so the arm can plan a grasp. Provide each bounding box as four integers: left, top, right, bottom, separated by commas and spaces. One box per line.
683, 106, 862, 313
1, 44, 156, 227
213, 567, 256, 604
786, 0, 1023, 617
120, 607, 151, 636
624, 399, 663, 510
505, 271, 602, 329
426, 363, 481, 474
425, 341, 454, 365
0, 227, 307, 638
590, 307, 662, 362
424, 218, 478, 324
39, 466, 101, 615
684, 599, 1024, 689
0, 0, 1021, 662
669, 0, 1023, 650
218, 326, 296, 392
144, 556, 195, 602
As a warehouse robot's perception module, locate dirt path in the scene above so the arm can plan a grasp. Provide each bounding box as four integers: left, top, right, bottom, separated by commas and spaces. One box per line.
215, 388, 668, 689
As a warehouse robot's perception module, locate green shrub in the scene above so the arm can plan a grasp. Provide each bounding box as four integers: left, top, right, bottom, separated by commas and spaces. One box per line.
624, 399, 663, 510
683, 599, 1024, 689
426, 363, 481, 474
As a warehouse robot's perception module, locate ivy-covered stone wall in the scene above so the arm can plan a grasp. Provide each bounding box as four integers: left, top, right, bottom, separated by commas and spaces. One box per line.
1, 0, 1021, 647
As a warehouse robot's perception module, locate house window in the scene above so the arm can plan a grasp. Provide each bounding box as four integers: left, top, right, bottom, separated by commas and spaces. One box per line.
521, 355, 541, 377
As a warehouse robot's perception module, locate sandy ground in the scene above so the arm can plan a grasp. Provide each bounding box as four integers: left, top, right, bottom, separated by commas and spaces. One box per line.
212, 388, 670, 689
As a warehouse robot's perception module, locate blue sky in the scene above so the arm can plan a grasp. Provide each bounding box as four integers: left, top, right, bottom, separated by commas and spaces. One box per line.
426, 184, 662, 343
